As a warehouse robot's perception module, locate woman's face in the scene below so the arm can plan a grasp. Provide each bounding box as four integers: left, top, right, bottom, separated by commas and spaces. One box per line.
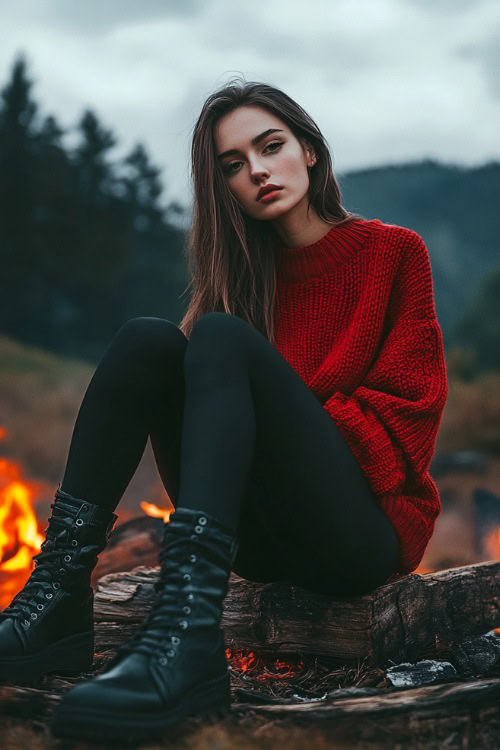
214, 105, 316, 222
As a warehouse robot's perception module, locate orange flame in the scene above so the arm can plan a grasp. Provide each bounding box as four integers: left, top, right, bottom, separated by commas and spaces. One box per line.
0, 456, 45, 610
484, 527, 500, 560
140, 501, 174, 524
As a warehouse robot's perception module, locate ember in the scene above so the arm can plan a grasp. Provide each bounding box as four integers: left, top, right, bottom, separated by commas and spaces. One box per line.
225, 647, 305, 681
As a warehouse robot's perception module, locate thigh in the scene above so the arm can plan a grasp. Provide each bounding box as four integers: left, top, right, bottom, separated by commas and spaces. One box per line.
108, 316, 189, 503
189, 313, 400, 596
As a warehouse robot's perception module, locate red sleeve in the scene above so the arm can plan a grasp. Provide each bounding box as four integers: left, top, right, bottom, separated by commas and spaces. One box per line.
322, 230, 448, 497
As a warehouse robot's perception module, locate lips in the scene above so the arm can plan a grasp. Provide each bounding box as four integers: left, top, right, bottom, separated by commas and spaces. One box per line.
257, 185, 282, 201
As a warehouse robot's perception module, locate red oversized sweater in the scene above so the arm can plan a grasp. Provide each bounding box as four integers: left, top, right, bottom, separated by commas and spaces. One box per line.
272, 217, 448, 579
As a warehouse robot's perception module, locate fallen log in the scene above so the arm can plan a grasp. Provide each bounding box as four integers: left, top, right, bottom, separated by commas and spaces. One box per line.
231, 678, 500, 749
94, 560, 500, 666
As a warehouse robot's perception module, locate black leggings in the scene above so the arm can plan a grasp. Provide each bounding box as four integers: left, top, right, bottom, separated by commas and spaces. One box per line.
61, 313, 400, 597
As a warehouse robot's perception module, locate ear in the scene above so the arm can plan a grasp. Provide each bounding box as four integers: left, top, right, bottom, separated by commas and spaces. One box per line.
301, 139, 317, 168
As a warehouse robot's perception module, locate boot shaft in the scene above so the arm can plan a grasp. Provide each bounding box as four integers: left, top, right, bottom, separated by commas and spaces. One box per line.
155, 507, 239, 629
107, 506, 239, 671
39, 486, 118, 589
0, 487, 117, 645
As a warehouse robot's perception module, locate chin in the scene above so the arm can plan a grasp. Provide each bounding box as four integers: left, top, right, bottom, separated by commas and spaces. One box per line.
254, 202, 293, 222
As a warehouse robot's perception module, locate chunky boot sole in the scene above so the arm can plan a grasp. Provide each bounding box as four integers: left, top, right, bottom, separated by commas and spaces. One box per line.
0, 631, 94, 686
51, 671, 231, 743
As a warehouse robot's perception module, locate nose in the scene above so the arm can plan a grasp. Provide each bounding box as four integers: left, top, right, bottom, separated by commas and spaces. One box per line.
249, 159, 270, 182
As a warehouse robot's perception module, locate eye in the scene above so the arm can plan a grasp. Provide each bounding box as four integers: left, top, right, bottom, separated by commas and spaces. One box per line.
265, 140, 283, 153
224, 140, 284, 175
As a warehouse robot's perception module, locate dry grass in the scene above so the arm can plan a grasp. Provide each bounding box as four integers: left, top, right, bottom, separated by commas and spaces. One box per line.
0, 335, 94, 481
438, 369, 500, 454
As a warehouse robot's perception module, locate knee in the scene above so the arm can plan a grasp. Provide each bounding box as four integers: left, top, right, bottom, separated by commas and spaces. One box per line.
184, 313, 249, 374
188, 312, 246, 342
111, 317, 188, 363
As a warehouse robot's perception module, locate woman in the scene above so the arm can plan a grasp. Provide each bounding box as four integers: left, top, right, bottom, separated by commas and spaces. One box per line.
0, 79, 448, 741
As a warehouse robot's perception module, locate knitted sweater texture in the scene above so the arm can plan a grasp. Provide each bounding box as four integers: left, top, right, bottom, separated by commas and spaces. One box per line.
273, 217, 448, 578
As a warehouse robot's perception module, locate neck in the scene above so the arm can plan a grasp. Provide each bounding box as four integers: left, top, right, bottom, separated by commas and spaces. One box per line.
270, 198, 335, 248
275, 217, 379, 283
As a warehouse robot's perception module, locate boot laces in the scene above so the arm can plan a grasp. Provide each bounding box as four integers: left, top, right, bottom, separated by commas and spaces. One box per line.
107, 512, 236, 667
109, 538, 197, 664
0, 500, 83, 625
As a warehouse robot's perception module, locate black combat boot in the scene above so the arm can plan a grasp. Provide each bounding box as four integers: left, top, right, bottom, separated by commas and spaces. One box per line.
0, 486, 117, 685
52, 506, 239, 744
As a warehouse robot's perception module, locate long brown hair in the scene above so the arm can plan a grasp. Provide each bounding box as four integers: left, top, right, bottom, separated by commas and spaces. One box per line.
178, 76, 364, 345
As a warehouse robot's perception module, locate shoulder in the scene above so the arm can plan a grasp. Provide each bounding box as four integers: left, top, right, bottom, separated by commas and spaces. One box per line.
367, 218, 425, 248
363, 219, 431, 270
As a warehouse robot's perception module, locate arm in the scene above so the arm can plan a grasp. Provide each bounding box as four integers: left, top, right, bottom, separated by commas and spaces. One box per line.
322, 230, 448, 497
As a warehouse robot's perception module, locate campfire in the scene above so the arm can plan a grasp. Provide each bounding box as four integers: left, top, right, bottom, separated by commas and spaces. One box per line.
0, 452, 45, 611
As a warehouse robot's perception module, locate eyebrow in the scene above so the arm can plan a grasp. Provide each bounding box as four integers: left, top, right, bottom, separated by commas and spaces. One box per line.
217, 128, 285, 160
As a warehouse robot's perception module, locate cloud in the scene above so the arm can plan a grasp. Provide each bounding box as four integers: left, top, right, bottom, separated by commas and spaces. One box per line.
1, 0, 204, 35
405, 0, 491, 10
455, 29, 500, 99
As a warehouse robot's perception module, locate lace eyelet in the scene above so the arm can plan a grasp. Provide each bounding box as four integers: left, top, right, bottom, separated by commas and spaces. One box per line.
37, 604, 44, 611
195, 525, 203, 533
64, 555, 71, 562
187, 593, 194, 600
76, 519, 84, 526
71, 540, 78, 546
82, 505, 89, 512
183, 573, 191, 582
171, 636, 180, 645
158, 657, 168, 666
59, 567, 65, 574
46, 593, 53, 599
23, 620, 30, 627
30, 613, 37, 620
179, 620, 188, 629
53, 582, 60, 589
183, 606, 191, 614
190, 535, 198, 541
167, 649, 175, 657
189, 554, 197, 563
198, 517, 207, 525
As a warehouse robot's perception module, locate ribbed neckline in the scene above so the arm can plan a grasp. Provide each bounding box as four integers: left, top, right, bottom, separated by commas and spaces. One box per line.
275, 217, 382, 283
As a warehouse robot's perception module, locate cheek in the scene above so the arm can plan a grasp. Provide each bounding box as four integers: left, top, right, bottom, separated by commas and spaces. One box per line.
281, 153, 308, 185
227, 180, 246, 204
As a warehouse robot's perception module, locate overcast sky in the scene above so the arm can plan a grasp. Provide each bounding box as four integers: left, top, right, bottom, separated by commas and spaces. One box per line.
1, 0, 499, 210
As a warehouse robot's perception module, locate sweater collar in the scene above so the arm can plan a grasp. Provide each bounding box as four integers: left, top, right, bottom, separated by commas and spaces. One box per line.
275, 217, 380, 283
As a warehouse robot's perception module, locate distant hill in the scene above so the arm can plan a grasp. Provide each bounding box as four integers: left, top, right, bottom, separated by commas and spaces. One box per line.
339, 158, 500, 347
